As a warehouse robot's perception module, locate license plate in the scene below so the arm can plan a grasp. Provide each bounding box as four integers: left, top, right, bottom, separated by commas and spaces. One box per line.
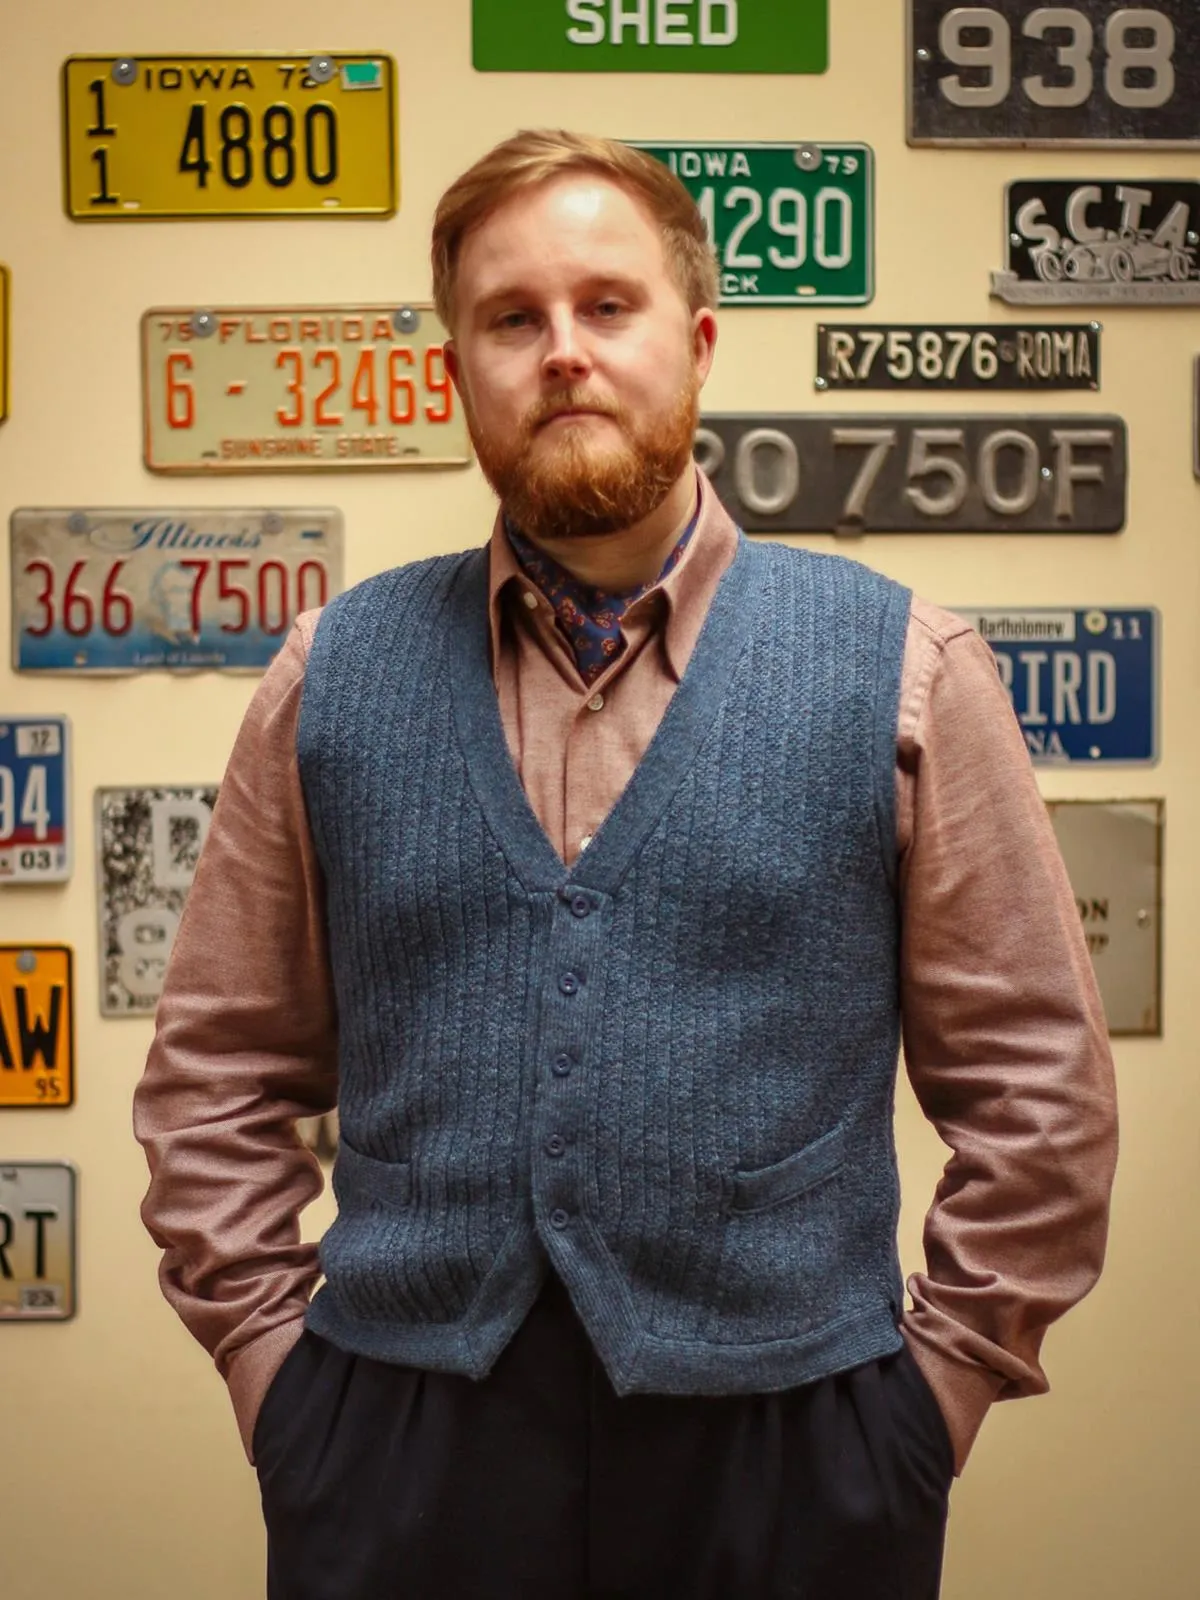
0, 719, 71, 882
992, 179, 1200, 304
909, 1, 1200, 147
695, 414, 1126, 532
63, 54, 396, 219
1047, 799, 1163, 1035
955, 608, 1157, 762
142, 304, 468, 472
0, 1162, 77, 1317
0, 948, 74, 1108
816, 323, 1101, 390
0, 263, 9, 421
11, 507, 342, 673
629, 142, 872, 305
473, 0, 828, 72
96, 786, 217, 1016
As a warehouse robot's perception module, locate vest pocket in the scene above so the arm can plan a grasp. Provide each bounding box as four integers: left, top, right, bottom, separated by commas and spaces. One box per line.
728, 1122, 845, 1215
331, 1137, 412, 1211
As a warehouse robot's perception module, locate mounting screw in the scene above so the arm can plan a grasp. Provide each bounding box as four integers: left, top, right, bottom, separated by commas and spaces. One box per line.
916, 48, 932, 62
111, 58, 138, 85
262, 512, 284, 535
814, 376, 828, 390
1010, 232, 1023, 246
190, 310, 217, 338
66, 511, 90, 535
794, 144, 822, 173
16, 950, 36, 974
1041, 466, 1053, 478
308, 56, 336, 84
394, 306, 421, 335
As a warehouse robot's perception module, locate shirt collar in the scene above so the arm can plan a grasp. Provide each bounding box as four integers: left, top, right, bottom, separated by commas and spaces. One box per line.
486, 468, 738, 684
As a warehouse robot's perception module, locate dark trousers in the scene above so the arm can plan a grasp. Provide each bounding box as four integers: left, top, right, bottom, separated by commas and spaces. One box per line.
254, 1272, 954, 1599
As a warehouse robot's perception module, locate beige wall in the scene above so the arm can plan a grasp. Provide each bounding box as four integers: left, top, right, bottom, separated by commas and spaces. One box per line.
1, 2, 1195, 1596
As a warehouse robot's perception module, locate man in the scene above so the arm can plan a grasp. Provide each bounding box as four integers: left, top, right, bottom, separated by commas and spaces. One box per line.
134, 130, 1118, 1600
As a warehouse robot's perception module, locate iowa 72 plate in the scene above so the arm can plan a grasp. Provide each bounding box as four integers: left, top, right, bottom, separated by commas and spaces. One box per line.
63, 54, 396, 218
12, 506, 342, 672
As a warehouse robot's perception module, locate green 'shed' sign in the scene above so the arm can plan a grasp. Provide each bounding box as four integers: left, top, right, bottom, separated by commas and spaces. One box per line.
472, 0, 829, 73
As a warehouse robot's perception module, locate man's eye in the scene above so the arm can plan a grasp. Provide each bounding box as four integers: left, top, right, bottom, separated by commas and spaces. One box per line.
496, 311, 530, 329
594, 301, 624, 318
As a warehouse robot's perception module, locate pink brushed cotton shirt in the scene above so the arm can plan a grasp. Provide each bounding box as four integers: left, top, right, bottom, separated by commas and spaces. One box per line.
133, 471, 1118, 1479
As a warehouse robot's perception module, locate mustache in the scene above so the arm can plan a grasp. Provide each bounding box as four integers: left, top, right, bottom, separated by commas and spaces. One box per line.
525, 389, 623, 430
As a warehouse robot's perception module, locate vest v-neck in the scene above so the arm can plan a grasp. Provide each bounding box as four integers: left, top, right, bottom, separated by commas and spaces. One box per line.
448, 532, 763, 896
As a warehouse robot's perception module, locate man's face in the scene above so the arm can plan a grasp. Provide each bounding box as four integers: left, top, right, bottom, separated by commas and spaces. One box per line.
444, 175, 716, 542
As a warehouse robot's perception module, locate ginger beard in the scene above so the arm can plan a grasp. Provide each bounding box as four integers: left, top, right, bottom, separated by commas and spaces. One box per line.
465, 377, 701, 543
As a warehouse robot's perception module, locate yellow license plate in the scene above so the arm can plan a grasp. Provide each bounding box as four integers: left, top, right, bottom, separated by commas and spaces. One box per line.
0, 947, 74, 1108
142, 304, 472, 473
62, 54, 396, 219
0, 265, 9, 421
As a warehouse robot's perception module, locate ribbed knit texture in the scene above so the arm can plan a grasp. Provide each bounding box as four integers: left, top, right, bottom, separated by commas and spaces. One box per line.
297, 535, 914, 1395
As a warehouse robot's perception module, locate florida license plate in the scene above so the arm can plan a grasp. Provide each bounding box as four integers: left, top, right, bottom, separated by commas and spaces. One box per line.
96, 786, 217, 1016
142, 305, 469, 472
11, 507, 342, 673
0, 947, 74, 1107
955, 608, 1158, 763
63, 54, 396, 219
0, 718, 71, 882
0, 1162, 77, 1317
630, 142, 873, 305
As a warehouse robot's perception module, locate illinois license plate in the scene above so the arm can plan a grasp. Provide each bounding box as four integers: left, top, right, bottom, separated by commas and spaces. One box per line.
0, 1162, 77, 1317
909, 0, 1200, 148
629, 142, 873, 305
816, 323, 1101, 390
142, 305, 468, 472
96, 786, 217, 1016
0, 719, 71, 882
955, 608, 1157, 763
11, 507, 342, 673
695, 414, 1126, 532
0, 947, 74, 1107
63, 54, 396, 218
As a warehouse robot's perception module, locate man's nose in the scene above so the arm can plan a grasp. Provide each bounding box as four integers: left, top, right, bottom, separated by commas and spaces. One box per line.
541, 313, 592, 383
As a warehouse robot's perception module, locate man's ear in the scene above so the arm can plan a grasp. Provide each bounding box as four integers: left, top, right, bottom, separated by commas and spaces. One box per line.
443, 340, 463, 397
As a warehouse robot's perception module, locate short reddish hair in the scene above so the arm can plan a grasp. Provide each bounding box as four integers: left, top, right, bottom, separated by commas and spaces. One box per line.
431, 128, 719, 333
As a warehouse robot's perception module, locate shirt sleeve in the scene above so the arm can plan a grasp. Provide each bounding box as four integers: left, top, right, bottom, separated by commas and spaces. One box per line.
894, 602, 1119, 1477
132, 617, 338, 1464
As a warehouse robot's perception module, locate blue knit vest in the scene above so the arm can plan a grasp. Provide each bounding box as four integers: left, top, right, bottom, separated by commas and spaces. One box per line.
297, 533, 913, 1395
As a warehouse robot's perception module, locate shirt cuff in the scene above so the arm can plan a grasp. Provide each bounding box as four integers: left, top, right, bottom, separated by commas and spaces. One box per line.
900, 1327, 1006, 1477
225, 1317, 308, 1466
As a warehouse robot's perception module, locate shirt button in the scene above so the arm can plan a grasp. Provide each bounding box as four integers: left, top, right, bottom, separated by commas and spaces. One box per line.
545, 1134, 566, 1158
579, 834, 594, 852
558, 971, 581, 996
569, 894, 591, 918
552, 1053, 572, 1076
587, 693, 604, 712
522, 590, 539, 609
549, 1207, 571, 1230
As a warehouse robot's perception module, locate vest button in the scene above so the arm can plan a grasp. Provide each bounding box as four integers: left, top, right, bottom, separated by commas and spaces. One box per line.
549, 1207, 571, 1229
545, 1134, 566, 1158
552, 1054, 572, 1076
558, 970, 582, 996
569, 894, 592, 918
